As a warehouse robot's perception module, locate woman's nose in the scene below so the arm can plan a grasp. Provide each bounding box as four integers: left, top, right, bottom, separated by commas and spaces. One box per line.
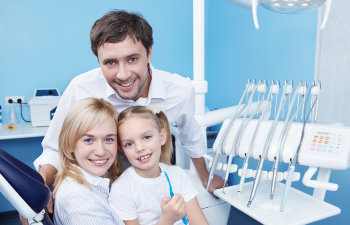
95, 141, 106, 155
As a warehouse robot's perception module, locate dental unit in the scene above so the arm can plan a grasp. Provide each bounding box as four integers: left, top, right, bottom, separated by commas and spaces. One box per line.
200, 79, 350, 225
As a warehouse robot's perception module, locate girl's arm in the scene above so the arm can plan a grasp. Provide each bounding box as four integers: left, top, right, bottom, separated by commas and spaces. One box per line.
185, 197, 209, 225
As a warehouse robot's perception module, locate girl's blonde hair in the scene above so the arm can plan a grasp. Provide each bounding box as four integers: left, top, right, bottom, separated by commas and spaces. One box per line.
53, 97, 122, 198
117, 106, 173, 165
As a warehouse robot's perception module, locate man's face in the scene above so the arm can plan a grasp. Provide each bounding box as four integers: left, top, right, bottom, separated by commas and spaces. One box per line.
97, 36, 152, 101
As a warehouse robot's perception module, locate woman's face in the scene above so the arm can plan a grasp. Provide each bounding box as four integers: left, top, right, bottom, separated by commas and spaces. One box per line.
74, 116, 118, 177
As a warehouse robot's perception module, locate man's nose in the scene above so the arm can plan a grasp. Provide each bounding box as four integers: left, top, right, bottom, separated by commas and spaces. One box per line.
116, 63, 129, 80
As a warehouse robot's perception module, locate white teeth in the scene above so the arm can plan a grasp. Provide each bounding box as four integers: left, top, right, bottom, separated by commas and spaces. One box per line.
93, 159, 107, 164
120, 81, 133, 87
138, 154, 150, 160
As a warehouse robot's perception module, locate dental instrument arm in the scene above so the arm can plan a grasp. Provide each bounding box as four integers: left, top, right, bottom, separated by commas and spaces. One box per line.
247, 82, 289, 207
207, 80, 254, 190
280, 84, 319, 212
237, 81, 270, 192
270, 82, 307, 200
222, 83, 260, 192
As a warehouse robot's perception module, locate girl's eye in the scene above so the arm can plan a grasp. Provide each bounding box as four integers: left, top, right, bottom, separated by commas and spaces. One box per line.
144, 135, 152, 140
124, 142, 133, 148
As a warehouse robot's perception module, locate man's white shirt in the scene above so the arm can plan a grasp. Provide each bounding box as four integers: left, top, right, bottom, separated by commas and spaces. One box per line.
34, 66, 205, 170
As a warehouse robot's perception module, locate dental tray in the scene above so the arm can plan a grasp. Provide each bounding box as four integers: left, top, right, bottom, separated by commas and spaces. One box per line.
214, 180, 340, 225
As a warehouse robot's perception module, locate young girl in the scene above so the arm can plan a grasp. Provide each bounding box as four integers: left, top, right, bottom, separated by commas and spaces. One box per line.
109, 106, 209, 225
53, 97, 124, 225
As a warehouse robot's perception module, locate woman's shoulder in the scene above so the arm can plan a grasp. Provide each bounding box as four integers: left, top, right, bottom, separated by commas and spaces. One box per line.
55, 176, 91, 199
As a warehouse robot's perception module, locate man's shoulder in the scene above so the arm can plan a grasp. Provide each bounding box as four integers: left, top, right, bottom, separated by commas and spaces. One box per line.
70, 68, 104, 84
153, 67, 192, 89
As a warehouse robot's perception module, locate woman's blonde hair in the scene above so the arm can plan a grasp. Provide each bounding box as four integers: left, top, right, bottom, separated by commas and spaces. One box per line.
53, 97, 122, 198
117, 106, 173, 165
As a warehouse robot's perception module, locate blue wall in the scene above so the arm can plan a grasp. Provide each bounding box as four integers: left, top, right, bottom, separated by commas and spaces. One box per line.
0, 1, 348, 225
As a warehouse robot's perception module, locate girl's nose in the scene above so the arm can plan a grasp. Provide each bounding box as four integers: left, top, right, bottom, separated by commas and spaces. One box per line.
135, 142, 144, 153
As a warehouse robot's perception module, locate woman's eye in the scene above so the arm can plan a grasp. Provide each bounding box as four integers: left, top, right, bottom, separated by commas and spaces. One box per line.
83, 138, 93, 144
105, 137, 115, 143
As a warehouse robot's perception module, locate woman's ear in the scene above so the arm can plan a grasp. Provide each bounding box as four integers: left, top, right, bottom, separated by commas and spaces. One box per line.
160, 128, 166, 146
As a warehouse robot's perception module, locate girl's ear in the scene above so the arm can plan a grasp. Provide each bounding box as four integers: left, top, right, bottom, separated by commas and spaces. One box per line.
160, 128, 166, 146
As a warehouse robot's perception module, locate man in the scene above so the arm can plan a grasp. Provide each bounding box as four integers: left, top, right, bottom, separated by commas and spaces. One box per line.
21, 10, 224, 224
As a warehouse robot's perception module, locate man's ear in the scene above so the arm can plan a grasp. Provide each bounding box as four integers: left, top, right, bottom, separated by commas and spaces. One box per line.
147, 47, 152, 63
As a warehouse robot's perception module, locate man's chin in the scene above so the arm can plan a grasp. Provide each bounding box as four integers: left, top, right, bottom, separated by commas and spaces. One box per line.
116, 91, 138, 101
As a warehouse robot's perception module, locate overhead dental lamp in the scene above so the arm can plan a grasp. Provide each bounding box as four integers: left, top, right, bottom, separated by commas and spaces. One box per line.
229, 0, 332, 30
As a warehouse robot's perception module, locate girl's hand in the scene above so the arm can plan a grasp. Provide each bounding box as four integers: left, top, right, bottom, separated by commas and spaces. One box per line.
158, 194, 186, 224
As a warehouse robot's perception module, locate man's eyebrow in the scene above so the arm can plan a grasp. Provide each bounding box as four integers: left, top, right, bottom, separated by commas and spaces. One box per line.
101, 53, 141, 64
101, 58, 117, 64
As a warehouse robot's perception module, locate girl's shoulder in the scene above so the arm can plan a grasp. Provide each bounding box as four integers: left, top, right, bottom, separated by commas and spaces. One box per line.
160, 163, 187, 176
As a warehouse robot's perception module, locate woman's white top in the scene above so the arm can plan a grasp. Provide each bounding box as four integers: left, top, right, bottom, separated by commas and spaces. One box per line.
109, 163, 198, 225
54, 167, 124, 225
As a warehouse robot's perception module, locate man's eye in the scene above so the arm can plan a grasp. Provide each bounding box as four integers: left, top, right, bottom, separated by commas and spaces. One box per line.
129, 57, 137, 63
106, 61, 115, 66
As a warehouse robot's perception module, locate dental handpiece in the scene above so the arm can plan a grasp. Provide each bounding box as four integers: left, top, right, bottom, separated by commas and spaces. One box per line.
238, 82, 269, 193
270, 83, 306, 200
280, 84, 319, 212
222, 83, 259, 193
247, 82, 289, 207
206, 80, 254, 190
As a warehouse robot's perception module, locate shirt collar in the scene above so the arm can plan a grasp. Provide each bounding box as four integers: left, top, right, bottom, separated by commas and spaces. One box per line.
104, 64, 166, 104
77, 166, 110, 187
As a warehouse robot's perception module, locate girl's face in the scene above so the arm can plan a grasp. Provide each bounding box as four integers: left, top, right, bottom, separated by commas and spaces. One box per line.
118, 116, 166, 178
74, 116, 118, 177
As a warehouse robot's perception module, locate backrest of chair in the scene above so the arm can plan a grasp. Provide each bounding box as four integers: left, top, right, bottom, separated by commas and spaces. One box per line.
0, 149, 50, 215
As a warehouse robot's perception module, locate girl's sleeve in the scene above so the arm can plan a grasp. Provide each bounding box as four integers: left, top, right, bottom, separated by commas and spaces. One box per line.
173, 166, 199, 202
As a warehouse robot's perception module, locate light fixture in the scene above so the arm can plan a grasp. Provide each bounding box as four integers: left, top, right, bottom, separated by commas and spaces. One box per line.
229, 0, 332, 30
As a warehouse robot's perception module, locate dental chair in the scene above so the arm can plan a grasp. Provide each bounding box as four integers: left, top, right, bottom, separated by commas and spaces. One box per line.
0, 149, 54, 225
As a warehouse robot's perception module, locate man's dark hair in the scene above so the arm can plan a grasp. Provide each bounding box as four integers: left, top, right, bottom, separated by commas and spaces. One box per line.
90, 10, 154, 57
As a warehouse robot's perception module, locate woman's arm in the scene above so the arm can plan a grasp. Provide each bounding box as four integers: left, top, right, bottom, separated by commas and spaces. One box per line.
185, 197, 209, 225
